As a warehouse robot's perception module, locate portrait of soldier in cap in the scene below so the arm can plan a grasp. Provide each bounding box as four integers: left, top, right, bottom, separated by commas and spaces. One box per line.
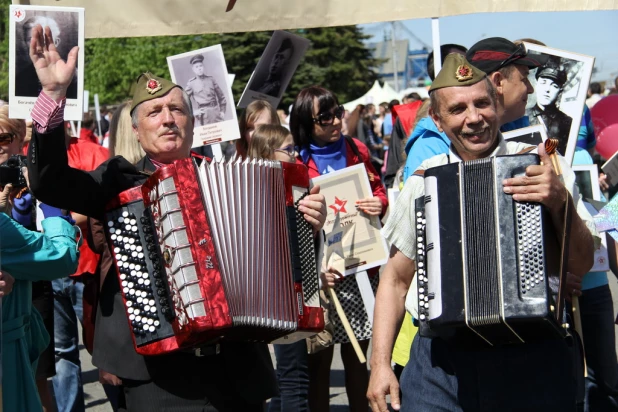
185, 53, 227, 127
253, 38, 295, 98
527, 59, 573, 155
14, 10, 80, 99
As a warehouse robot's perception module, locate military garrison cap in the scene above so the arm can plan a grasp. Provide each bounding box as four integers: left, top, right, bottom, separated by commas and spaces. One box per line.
536, 65, 568, 87
428, 53, 487, 94
130, 72, 180, 114
190, 54, 204, 65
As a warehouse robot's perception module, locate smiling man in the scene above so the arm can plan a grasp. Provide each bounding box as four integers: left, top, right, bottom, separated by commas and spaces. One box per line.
367, 53, 598, 412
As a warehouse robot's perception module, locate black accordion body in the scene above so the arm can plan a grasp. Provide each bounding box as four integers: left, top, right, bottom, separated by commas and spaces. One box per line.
415, 154, 565, 346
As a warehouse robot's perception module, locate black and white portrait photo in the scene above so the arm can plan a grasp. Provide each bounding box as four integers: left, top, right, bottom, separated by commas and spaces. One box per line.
573, 165, 601, 202
503, 125, 548, 147
523, 43, 595, 164
238, 30, 310, 109
167, 45, 239, 146
9, 5, 84, 120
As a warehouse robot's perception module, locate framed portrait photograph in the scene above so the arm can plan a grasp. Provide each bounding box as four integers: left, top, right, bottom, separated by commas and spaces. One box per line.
237, 30, 310, 109
502, 125, 548, 147
167, 45, 239, 146
9, 5, 85, 121
573, 165, 609, 271
572, 164, 601, 202
523, 43, 595, 166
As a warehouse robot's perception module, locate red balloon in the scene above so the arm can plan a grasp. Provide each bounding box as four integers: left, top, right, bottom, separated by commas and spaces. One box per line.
591, 95, 618, 159
596, 124, 618, 160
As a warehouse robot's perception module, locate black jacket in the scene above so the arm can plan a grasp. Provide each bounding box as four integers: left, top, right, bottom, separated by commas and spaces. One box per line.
28, 126, 277, 401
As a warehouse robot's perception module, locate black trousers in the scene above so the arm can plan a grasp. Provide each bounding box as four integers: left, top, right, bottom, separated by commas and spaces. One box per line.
123, 376, 264, 412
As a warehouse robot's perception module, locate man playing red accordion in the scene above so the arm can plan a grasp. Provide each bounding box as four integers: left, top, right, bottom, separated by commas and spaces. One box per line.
26, 24, 327, 411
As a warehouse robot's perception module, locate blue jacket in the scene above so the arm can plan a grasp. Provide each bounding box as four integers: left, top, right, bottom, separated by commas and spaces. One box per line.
1, 215, 78, 412
403, 117, 450, 182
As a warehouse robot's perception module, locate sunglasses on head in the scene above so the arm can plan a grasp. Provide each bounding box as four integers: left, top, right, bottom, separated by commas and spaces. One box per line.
313, 105, 344, 126
0, 133, 15, 146
495, 43, 527, 71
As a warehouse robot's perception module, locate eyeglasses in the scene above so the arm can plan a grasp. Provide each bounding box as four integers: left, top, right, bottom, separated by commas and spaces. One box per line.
0, 133, 15, 146
495, 43, 527, 71
274, 145, 296, 158
312, 105, 344, 127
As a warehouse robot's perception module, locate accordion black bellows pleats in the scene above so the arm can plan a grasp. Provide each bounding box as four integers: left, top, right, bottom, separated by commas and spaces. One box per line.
416, 154, 566, 346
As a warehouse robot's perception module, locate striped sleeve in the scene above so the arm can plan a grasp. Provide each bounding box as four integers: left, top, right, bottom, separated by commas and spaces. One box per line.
31, 92, 66, 134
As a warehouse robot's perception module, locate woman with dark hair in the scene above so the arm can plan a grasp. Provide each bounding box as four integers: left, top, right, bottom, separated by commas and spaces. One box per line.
290, 85, 387, 412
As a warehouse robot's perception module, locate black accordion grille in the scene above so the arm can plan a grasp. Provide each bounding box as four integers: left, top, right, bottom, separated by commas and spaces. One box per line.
106, 206, 175, 347
288, 192, 319, 307
515, 203, 545, 294
462, 159, 501, 327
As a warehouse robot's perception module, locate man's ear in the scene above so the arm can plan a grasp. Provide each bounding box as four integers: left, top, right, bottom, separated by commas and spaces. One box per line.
489, 71, 504, 95
132, 125, 140, 142
429, 107, 443, 133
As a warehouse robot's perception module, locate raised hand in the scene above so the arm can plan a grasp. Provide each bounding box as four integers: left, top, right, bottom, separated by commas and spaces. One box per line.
29, 24, 78, 101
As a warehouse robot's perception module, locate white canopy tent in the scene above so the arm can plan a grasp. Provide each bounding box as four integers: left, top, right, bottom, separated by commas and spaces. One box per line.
342, 80, 401, 111
15, 0, 618, 38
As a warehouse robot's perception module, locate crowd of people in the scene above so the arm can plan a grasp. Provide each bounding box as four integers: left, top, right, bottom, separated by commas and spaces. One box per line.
1, 19, 617, 412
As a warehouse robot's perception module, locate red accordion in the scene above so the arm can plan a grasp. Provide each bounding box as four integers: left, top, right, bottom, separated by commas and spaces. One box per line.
104, 157, 324, 355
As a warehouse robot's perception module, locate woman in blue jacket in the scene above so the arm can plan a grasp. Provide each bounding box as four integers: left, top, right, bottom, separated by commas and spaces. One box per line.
1, 209, 79, 411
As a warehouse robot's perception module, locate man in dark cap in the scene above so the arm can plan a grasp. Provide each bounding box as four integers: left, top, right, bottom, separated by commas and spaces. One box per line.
368, 53, 597, 412
185, 53, 227, 127
26, 24, 326, 411
528, 62, 573, 155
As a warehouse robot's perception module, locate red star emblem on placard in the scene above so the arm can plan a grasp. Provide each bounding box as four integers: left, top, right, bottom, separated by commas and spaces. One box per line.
14, 10, 22, 18
329, 197, 348, 214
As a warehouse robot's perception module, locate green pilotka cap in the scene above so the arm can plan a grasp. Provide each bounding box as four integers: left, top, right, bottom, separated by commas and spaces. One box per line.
130, 72, 180, 114
428, 53, 487, 94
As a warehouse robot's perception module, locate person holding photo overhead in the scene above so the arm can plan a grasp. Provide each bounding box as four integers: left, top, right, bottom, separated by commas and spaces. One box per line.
290, 85, 387, 412
185, 54, 227, 127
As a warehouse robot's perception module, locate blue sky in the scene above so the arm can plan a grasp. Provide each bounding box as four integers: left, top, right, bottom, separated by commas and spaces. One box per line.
361, 11, 617, 85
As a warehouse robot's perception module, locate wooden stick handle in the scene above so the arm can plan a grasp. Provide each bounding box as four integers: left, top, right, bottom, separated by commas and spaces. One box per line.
327, 287, 366, 364
572, 295, 587, 377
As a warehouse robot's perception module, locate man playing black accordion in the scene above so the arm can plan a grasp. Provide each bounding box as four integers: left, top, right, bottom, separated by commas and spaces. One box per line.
368, 54, 599, 412
26, 24, 327, 411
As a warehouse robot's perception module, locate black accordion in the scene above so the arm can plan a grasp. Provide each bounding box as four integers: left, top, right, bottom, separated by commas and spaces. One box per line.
415, 154, 565, 345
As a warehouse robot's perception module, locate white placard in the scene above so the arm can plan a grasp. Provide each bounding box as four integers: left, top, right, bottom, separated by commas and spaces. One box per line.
9, 5, 85, 121
167, 44, 240, 146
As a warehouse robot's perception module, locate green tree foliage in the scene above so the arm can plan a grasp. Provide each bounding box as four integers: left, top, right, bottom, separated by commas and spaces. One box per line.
85, 26, 379, 107
0, 0, 11, 100
0, 11, 379, 107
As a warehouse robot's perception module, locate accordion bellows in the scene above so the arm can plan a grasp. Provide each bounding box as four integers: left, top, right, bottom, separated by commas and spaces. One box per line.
415, 154, 565, 346
105, 157, 324, 355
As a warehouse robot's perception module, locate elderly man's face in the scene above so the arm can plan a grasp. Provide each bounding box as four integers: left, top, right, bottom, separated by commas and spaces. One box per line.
536, 77, 561, 107
133, 88, 194, 163
430, 80, 499, 161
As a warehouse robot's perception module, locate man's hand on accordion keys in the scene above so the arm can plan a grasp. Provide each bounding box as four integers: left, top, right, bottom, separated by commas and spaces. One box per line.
502, 142, 567, 213
299, 185, 327, 236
